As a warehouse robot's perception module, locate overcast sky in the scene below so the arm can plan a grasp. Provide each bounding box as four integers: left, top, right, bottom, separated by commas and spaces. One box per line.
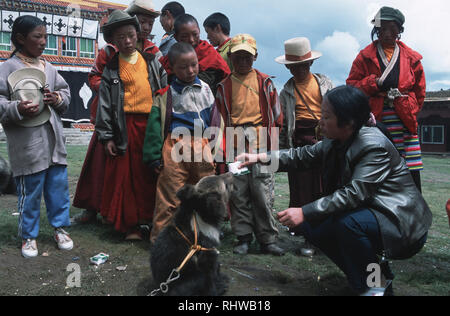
109, 0, 450, 92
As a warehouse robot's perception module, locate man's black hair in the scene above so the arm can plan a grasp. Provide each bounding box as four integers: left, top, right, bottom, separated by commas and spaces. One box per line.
161, 2, 185, 19
174, 14, 199, 35
203, 12, 231, 36
325, 85, 371, 133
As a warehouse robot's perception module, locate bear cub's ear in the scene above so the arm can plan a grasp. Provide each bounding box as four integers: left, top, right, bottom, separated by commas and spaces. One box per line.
176, 184, 198, 204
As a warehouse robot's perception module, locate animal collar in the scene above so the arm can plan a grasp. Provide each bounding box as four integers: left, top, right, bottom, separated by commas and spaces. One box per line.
174, 214, 218, 273
150, 214, 219, 296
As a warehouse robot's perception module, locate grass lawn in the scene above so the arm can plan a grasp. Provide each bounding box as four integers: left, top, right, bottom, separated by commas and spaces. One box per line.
0, 143, 449, 296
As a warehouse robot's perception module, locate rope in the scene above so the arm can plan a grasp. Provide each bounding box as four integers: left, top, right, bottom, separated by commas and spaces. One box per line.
150, 214, 217, 296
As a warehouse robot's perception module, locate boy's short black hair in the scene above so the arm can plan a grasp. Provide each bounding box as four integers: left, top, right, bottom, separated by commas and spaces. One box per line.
161, 2, 185, 19
174, 14, 199, 35
203, 12, 230, 36
168, 42, 196, 66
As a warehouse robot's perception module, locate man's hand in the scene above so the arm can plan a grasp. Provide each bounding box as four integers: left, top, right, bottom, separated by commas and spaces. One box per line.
105, 140, 118, 157
17, 100, 39, 117
43, 89, 60, 107
277, 208, 305, 228
235, 152, 268, 169
153, 166, 162, 175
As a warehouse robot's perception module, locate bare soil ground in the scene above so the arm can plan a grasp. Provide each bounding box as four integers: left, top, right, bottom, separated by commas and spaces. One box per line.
0, 144, 449, 296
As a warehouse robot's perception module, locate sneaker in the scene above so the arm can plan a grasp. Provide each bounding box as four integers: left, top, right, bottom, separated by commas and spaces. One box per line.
125, 230, 143, 241
22, 239, 38, 258
54, 228, 74, 251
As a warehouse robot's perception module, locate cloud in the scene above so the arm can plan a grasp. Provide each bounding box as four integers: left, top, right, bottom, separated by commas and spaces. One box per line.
366, 1, 450, 74
313, 31, 360, 85
428, 80, 450, 91
106, 0, 450, 91
317, 31, 360, 67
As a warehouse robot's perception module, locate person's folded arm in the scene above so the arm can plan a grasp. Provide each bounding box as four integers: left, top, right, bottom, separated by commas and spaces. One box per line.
302, 147, 391, 223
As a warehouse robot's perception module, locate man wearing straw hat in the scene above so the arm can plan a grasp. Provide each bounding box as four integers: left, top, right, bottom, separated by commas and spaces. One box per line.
276, 37, 334, 256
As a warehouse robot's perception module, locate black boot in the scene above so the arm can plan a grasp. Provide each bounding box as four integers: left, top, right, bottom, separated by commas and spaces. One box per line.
261, 243, 285, 256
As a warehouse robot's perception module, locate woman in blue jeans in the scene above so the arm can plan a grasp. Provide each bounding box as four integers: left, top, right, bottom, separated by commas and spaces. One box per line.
237, 85, 432, 295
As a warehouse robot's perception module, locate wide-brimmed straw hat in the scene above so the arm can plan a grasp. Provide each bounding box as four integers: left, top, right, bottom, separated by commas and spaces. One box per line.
275, 37, 322, 65
8, 68, 50, 128
126, 0, 161, 17
101, 10, 141, 42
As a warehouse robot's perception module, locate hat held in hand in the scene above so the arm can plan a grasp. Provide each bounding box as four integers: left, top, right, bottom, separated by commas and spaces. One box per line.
8, 68, 51, 128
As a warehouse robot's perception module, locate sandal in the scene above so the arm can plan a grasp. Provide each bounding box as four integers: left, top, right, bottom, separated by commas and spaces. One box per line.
71, 210, 97, 224
125, 229, 143, 241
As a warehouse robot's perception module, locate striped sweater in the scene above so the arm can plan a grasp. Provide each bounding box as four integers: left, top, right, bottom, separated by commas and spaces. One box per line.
143, 77, 224, 166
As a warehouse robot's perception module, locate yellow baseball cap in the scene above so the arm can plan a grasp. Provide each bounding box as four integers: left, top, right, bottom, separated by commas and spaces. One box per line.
230, 34, 257, 56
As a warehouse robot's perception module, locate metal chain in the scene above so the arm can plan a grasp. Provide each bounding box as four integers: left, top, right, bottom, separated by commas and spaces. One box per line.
149, 269, 181, 296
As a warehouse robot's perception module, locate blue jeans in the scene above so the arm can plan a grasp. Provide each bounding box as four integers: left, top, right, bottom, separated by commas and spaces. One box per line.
16, 165, 71, 239
299, 208, 384, 293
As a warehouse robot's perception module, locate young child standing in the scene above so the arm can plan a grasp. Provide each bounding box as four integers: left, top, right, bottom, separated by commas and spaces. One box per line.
159, 14, 230, 95
215, 34, 285, 256
143, 42, 223, 244
0, 16, 73, 258
96, 10, 167, 240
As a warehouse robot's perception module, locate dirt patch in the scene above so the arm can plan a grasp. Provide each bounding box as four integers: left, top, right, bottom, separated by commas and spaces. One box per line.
1, 149, 449, 296
0, 208, 349, 297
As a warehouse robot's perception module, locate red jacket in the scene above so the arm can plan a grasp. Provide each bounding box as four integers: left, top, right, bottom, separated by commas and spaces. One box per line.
215, 69, 283, 159
159, 40, 230, 77
88, 40, 160, 123
346, 41, 426, 134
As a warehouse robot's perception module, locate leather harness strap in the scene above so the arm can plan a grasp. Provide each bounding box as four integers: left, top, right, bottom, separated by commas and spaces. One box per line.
174, 214, 217, 273
150, 214, 218, 296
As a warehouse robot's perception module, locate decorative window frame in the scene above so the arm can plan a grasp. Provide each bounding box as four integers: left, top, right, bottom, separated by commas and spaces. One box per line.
0, 31, 11, 51
80, 38, 95, 59
421, 125, 445, 145
44, 34, 58, 56
62, 36, 77, 57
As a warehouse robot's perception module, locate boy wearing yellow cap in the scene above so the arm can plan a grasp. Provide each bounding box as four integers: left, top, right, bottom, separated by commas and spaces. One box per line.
216, 34, 284, 256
